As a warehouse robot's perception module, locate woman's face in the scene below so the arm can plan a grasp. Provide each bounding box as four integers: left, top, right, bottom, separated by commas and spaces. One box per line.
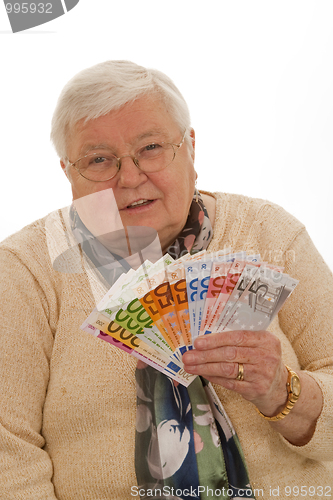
62, 96, 196, 253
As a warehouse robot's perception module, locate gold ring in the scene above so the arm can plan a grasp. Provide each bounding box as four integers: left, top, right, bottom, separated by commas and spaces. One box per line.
236, 363, 244, 381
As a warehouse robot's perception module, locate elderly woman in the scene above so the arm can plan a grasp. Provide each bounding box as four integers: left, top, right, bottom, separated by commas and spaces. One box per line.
0, 60, 332, 500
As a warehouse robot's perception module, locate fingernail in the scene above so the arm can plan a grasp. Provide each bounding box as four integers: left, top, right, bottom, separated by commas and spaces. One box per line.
183, 352, 194, 363
194, 337, 206, 349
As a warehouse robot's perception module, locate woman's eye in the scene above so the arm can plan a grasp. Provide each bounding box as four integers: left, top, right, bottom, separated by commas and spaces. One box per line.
92, 156, 107, 164
145, 143, 163, 151
140, 144, 164, 157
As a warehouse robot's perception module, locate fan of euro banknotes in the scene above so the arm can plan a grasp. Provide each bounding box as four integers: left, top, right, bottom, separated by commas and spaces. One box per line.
81, 249, 298, 387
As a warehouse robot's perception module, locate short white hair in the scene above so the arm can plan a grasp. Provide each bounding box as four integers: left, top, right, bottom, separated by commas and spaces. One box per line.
51, 60, 192, 159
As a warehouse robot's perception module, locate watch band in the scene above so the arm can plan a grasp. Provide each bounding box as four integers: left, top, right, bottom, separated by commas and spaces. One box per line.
256, 365, 301, 421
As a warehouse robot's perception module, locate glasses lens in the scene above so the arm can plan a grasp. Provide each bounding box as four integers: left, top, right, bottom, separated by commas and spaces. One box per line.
76, 153, 118, 181
137, 143, 175, 172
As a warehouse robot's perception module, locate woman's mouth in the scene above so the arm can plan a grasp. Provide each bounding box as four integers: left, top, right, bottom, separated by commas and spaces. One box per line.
126, 199, 154, 209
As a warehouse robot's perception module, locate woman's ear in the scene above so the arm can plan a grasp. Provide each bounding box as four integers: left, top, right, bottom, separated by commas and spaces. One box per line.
189, 128, 195, 161
60, 159, 70, 180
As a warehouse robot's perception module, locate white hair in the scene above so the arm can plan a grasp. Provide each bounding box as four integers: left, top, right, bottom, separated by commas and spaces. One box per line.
50, 60, 192, 159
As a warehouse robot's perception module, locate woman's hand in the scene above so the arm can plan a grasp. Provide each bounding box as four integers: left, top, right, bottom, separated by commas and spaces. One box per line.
182, 330, 289, 417
182, 330, 323, 446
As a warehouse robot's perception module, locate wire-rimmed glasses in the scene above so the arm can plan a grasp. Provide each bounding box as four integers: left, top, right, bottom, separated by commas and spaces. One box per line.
67, 133, 186, 182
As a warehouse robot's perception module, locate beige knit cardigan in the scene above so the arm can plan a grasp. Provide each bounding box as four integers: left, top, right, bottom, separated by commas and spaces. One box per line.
0, 192, 332, 499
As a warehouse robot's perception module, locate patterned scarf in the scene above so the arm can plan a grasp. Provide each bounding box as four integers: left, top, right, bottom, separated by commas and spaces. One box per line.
134, 193, 255, 500
70, 191, 254, 499
135, 370, 254, 500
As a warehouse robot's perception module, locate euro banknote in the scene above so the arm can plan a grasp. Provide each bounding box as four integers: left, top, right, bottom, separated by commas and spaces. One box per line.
82, 250, 298, 386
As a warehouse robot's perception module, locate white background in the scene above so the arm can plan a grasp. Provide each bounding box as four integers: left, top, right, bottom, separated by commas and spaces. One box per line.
0, 1, 332, 269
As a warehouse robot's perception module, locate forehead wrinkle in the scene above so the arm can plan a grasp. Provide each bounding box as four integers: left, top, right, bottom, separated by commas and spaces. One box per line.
135, 127, 170, 142
77, 127, 173, 157
78, 143, 114, 157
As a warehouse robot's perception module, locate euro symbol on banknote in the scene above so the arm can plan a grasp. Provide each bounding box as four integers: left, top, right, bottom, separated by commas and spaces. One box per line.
4, 0, 80, 33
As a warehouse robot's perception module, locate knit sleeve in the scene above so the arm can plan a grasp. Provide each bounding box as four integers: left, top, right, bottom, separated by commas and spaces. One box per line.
0, 247, 58, 499
278, 227, 333, 461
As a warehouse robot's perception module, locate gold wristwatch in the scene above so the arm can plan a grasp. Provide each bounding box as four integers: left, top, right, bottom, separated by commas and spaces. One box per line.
256, 365, 301, 421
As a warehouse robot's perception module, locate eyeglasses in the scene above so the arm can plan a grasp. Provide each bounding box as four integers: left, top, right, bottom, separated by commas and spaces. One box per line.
67, 133, 186, 182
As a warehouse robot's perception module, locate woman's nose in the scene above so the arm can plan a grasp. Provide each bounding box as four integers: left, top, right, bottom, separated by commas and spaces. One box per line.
117, 155, 148, 188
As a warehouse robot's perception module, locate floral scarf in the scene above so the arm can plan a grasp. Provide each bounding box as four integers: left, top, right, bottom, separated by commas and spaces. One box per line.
135, 370, 254, 500
134, 193, 255, 500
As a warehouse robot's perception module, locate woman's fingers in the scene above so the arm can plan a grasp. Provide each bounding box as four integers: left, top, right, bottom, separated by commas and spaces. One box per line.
183, 330, 281, 372
182, 330, 287, 412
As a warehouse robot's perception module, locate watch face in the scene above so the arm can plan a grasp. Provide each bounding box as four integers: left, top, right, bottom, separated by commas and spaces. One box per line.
290, 375, 301, 397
